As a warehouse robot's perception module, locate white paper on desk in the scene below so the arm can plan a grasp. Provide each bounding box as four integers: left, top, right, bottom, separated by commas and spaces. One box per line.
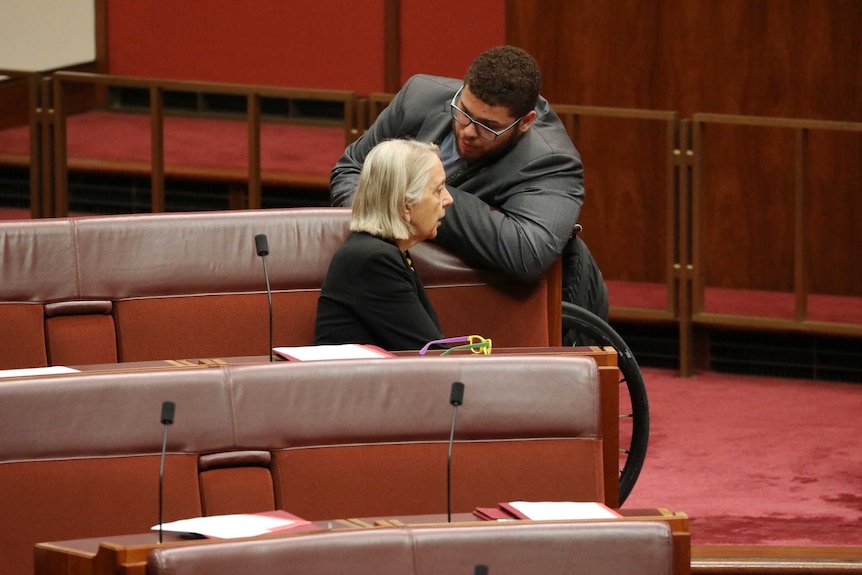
273, 344, 393, 361
153, 513, 298, 539
0, 365, 80, 379
507, 501, 620, 520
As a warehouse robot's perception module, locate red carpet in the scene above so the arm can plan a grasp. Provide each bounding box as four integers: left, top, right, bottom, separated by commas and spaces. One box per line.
625, 367, 862, 546
0, 208, 32, 220
608, 280, 862, 325
0, 110, 345, 175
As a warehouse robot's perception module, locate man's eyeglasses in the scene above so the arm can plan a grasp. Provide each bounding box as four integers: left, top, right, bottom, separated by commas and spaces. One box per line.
450, 85, 523, 142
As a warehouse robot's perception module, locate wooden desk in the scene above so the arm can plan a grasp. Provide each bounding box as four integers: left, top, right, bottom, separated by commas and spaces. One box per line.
70, 346, 620, 371
35, 508, 690, 575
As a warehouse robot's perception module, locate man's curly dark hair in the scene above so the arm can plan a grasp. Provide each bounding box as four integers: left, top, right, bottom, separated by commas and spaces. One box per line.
463, 45, 542, 118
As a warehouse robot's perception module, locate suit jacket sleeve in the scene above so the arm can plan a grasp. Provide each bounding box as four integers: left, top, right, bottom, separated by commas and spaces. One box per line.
330, 75, 584, 285
436, 137, 585, 284
330, 76, 436, 207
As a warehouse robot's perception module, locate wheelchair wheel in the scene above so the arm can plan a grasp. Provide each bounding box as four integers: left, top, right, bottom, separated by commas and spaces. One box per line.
561, 301, 649, 505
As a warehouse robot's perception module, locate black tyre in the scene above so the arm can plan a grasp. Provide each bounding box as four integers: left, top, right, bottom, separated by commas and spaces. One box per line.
562, 235, 609, 324
561, 301, 649, 505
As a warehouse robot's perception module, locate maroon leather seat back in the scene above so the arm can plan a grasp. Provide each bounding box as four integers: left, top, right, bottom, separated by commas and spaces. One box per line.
147, 521, 675, 575
1, 355, 602, 575
0, 208, 554, 369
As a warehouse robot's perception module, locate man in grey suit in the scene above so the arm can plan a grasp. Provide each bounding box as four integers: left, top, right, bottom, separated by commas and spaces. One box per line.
331, 45, 608, 340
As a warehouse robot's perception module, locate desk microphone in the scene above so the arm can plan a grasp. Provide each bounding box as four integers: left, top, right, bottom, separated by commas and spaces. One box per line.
447, 381, 465, 523
254, 233, 274, 362
158, 400, 176, 544
475, 566, 489, 575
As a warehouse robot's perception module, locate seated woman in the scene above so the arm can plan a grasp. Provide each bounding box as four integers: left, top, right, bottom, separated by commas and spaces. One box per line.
315, 139, 453, 351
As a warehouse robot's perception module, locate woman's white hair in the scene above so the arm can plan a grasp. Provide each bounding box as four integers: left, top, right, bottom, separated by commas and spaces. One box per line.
350, 139, 441, 239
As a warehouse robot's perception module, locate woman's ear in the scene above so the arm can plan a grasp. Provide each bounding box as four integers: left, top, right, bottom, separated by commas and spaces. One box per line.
402, 203, 412, 222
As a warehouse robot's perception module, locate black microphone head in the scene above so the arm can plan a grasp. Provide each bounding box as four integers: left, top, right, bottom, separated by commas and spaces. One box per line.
160, 401, 176, 425
475, 566, 489, 575
449, 381, 465, 407
254, 233, 269, 257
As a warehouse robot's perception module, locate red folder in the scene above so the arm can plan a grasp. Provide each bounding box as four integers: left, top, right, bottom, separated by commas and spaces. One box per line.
472, 506, 520, 521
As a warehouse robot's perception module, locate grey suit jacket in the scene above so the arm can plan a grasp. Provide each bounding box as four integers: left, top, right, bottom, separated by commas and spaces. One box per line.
330, 74, 585, 284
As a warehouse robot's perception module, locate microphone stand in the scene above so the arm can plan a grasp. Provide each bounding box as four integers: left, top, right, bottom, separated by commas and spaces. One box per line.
262, 255, 273, 362
254, 234, 274, 362
158, 401, 175, 544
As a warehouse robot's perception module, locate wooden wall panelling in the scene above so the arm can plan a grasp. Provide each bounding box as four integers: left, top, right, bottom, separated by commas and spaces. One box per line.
8, 1, 856, 372
94, 0, 108, 73
553, 105, 680, 320
806, 129, 862, 299
507, 0, 862, 122
101, 0, 388, 93
508, 0, 862, 374
400, 0, 506, 85
699, 123, 797, 296
505, 0, 677, 109
691, 113, 862, 340
96, 1, 507, 95
383, 0, 401, 93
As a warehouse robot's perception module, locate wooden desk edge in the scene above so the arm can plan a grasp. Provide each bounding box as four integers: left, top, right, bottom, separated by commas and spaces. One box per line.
35, 510, 689, 575
691, 544, 862, 573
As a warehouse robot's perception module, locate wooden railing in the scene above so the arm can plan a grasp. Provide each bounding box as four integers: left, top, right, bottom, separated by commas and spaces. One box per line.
47, 72, 360, 215
552, 104, 682, 323
0, 69, 47, 218
2, 77, 860, 376
690, 113, 862, 339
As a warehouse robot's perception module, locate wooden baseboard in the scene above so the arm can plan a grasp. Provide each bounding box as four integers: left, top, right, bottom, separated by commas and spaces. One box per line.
692, 545, 862, 574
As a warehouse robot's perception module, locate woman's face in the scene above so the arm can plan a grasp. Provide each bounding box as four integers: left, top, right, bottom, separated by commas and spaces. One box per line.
406, 158, 452, 242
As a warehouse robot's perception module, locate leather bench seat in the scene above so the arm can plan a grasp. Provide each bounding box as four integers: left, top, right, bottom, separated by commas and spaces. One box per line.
0, 207, 558, 369
147, 520, 676, 575
0, 355, 603, 575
